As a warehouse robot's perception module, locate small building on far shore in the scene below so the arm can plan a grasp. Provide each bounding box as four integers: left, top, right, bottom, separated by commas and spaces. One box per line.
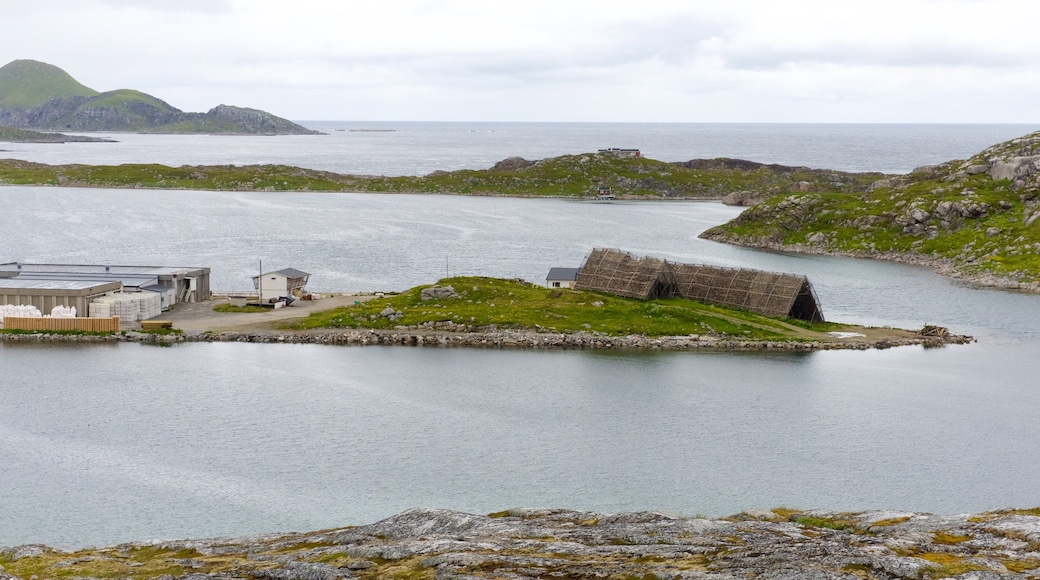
597, 148, 641, 158
253, 268, 310, 302
546, 267, 579, 289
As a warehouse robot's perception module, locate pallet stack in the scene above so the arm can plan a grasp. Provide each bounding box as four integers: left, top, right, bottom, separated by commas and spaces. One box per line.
89, 293, 162, 322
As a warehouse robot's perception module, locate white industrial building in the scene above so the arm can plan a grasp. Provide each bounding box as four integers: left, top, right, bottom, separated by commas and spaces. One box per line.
0, 262, 211, 319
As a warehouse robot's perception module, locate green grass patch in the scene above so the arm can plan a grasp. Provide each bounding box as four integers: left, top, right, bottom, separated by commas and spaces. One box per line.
795, 516, 853, 531
213, 302, 270, 313
140, 327, 183, 335
290, 276, 837, 341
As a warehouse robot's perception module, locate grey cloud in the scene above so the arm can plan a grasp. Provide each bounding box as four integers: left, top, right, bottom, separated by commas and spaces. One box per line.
720, 42, 1027, 70
90, 0, 233, 13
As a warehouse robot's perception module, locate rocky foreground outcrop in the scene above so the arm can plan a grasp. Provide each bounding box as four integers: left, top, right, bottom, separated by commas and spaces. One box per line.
4, 507, 1040, 579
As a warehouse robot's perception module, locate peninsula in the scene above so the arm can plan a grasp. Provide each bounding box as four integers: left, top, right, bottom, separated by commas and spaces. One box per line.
0, 276, 971, 350
0, 60, 321, 135
703, 130, 1040, 292
0, 126, 115, 143
4, 506, 1040, 579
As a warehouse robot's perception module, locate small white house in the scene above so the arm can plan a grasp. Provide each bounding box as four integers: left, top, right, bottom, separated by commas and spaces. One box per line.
252, 268, 310, 302
545, 267, 579, 289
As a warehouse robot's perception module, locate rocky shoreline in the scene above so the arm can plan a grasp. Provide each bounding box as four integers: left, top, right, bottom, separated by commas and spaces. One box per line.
0, 326, 973, 350
4, 507, 1040, 579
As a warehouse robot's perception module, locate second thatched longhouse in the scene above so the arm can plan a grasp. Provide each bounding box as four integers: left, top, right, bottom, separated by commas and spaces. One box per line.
574, 248, 825, 322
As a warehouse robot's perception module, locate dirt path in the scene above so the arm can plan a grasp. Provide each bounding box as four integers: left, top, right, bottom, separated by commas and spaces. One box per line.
154, 295, 373, 333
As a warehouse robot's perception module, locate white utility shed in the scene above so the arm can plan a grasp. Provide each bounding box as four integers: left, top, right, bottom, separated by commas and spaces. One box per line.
253, 268, 310, 302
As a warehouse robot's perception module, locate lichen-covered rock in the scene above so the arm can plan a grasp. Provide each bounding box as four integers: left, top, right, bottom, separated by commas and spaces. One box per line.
6, 508, 1040, 579
420, 285, 459, 301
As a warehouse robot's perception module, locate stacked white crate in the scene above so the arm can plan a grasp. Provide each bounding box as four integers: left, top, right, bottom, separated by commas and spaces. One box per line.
89, 293, 162, 322
89, 301, 112, 318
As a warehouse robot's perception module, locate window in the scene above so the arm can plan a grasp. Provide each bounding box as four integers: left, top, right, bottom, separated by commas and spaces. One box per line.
552, 282, 561, 288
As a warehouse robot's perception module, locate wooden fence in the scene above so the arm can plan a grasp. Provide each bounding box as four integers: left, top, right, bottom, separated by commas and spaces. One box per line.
1, 316, 121, 332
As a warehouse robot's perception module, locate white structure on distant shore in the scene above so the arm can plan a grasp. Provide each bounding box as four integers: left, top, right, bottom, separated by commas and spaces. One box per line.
253, 268, 310, 302
545, 267, 579, 289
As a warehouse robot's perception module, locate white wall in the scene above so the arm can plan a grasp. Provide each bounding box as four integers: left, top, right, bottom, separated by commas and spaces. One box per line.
258, 274, 289, 302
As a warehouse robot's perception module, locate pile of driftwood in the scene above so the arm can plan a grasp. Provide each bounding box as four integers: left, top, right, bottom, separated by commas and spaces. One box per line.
917, 324, 949, 337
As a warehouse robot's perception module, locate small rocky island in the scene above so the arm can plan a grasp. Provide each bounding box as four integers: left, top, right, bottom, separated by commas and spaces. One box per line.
3, 507, 1040, 579
0, 126, 115, 143
0, 59, 321, 135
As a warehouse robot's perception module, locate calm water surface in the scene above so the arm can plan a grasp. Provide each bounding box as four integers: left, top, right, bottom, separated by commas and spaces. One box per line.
2, 122, 1037, 175
2, 125, 1040, 548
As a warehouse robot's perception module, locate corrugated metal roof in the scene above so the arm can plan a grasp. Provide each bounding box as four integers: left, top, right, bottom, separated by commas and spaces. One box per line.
12, 272, 159, 287
0, 279, 120, 291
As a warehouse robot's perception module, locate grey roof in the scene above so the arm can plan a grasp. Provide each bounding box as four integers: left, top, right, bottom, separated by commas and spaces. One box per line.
252, 268, 310, 281
12, 271, 160, 287
0, 279, 121, 291
275, 268, 310, 279
0, 263, 209, 278
546, 267, 580, 281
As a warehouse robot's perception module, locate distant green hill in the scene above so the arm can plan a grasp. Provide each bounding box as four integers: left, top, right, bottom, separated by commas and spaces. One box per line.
0, 59, 321, 135
0, 59, 98, 108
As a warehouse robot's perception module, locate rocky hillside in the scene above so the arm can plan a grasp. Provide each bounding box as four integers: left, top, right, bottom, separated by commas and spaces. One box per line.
0, 60, 321, 135
3, 507, 1040, 579
702, 130, 1040, 292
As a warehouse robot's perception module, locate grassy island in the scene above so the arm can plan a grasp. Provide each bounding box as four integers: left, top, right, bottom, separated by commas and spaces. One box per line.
0, 152, 881, 199
291, 276, 901, 344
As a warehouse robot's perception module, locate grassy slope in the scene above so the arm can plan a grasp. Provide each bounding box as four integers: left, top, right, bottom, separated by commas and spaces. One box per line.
703, 131, 1040, 287
0, 153, 882, 199
0, 59, 98, 108
291, 276, 843, 341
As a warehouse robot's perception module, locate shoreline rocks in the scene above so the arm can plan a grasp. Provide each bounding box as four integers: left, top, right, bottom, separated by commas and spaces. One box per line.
0, 327, 973, 350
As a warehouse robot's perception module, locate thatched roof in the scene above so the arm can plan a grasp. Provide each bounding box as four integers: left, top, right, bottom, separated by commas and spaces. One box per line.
574, 248, 824, 322
574, 248, 674, 299
671, 263, 823, 322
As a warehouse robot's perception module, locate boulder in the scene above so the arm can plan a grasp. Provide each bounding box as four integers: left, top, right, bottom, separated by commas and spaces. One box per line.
420, 285, 458, 301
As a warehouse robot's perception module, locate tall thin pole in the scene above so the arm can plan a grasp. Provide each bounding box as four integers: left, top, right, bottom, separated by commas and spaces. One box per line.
258, 259, 263, 302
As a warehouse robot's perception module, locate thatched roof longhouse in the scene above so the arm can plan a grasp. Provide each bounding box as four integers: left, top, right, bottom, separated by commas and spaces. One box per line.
574, 248, 824, 322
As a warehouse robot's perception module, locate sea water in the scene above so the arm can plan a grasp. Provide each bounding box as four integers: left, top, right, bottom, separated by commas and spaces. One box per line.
1, 123, 1039, 548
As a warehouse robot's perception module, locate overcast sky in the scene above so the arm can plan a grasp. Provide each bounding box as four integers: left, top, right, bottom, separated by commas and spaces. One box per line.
3, 0, 1039, 123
